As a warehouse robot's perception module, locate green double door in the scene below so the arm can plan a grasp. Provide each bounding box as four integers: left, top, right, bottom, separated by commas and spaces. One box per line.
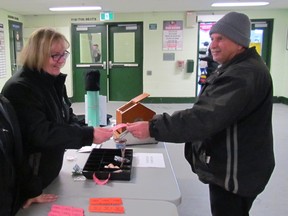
71, 22, 143, 102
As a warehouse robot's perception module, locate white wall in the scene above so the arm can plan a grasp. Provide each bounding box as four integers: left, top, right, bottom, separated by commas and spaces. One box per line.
22, 12, 198, 98
1, 9, 288, 99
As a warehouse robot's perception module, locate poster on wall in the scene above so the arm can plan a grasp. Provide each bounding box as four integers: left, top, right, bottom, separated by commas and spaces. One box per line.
250, 29, 263, 55
199, 22, 214, 51
0, 23, 6, 78
163, 20, 183, 51
197, 22, 215, 95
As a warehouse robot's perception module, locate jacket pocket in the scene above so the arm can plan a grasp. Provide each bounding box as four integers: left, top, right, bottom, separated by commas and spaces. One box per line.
184, 142, 195, 172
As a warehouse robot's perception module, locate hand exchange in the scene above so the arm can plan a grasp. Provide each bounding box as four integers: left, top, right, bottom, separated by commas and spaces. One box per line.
126, 121, 150, 139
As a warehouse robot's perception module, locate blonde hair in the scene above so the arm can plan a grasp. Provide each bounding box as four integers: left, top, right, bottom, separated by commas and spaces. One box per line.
20, 27, 70, 71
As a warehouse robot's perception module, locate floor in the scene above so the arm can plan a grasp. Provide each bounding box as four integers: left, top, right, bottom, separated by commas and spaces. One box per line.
72, 102, 288, 216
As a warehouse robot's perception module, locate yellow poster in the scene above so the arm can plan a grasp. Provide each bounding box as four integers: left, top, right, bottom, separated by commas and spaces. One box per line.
250, 42, 262, 55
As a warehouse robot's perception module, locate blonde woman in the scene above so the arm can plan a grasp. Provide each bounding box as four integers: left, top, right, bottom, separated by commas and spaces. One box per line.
2, 28, 112, 209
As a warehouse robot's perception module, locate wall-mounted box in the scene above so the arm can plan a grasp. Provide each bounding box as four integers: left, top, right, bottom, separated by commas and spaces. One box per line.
116, 93, 155, 131
187, 59, 194, 73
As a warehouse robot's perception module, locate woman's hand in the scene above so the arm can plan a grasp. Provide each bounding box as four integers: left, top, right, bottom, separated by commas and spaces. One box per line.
93, 127, 113, 144
22, 194, 58, 209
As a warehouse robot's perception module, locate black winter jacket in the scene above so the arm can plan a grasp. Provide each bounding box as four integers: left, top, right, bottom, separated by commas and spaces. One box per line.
149, 47, 275, 197
2, 67, 94, 189
0, 94, 41, 216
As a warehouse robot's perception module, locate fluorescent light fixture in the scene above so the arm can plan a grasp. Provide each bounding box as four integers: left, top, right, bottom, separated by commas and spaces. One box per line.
49, 6, 102, 11
212, 2, 269, 7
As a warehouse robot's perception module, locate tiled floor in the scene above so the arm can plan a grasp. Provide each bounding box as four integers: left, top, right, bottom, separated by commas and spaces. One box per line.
72, 102, 288, 216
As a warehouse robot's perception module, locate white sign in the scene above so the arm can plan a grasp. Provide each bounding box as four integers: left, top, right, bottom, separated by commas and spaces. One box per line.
163, 20, 183, 51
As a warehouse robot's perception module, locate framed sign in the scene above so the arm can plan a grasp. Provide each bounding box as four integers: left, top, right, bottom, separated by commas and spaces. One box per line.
0, 23, 7, 78
286, 29, 288, 50
163, 20, 183, 51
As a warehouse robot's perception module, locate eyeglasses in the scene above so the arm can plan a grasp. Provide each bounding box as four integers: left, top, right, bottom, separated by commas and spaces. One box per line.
50, 50, 70, 62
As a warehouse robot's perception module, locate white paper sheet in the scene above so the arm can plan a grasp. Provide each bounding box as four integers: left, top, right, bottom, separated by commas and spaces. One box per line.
99, 95, 107, 126
77, 143, 102, 153
133, 153, 165, 168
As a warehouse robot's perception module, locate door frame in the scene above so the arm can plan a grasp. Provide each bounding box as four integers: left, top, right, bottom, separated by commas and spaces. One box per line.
107, 22, 143, 101
71, 22, 143, 102
71, 23, 108, 102
251, 19, 273, 69
8, 20, 23, 75
196, 19, 274, 95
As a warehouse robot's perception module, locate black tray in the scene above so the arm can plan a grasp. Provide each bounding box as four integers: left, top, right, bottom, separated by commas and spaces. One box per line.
82, 148, 133, 181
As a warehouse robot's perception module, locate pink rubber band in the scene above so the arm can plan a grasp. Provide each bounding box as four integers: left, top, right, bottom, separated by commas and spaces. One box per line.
112, 123, 127, 131
93, 173, 111, 185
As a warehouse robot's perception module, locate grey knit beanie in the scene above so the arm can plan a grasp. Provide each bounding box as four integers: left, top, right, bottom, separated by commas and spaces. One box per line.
210, 12, 251, 47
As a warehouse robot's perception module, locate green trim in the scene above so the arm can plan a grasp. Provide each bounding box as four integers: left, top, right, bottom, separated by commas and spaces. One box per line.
71, 96, 288, 105
69, 97, 196, 103
143, 97, 288, 105
273, 96, 288, 105
142, 97, 196, 103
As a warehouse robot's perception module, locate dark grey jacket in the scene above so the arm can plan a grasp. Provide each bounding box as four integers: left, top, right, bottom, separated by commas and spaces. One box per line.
2, 67, 94, 189
0, 94, 41, 215
149, 47, 275, 197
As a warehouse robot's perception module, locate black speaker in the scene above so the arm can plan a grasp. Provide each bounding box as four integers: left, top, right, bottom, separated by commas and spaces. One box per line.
85, 70, 100, 91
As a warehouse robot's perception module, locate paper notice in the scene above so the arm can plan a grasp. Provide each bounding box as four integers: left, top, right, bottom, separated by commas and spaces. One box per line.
133, 153, 165, 168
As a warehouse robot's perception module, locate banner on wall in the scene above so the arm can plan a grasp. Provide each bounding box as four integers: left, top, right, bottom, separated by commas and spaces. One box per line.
0, 23, 7, 78
163, 20, 183, 51
199, 22, 214, 48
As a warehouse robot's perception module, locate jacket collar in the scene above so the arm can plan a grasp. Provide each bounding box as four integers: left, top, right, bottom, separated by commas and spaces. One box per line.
22, 66, 67, 87
219, 47, 257, 72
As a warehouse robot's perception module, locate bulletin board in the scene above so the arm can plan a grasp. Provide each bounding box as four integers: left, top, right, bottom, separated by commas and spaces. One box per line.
0, 23, 7, 78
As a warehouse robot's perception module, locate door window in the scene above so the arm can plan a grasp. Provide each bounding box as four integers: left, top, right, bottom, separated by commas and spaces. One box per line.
114, 32, 135, 62
79, 33, 102, 63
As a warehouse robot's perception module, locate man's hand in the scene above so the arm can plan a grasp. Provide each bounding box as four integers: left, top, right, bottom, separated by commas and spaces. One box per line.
126, 121, 150, 139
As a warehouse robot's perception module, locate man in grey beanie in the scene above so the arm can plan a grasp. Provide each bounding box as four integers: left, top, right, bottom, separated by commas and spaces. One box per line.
210, 12, 251, 48
127, 11, 274, 216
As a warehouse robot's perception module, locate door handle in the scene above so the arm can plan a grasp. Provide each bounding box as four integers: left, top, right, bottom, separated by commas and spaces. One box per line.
108, 61, 113, 69
76, 63, 106, 68
122, 63, 138, 67
108, 61, 138, 69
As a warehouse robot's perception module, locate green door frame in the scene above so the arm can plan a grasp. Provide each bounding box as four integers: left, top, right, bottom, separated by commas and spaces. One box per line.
196, 19, 274, 95
71, 22, 143, 102
71, 24, 108, 102
108, 22, 143, 101
251, 19, 273, 69
8, 20, 23, 75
